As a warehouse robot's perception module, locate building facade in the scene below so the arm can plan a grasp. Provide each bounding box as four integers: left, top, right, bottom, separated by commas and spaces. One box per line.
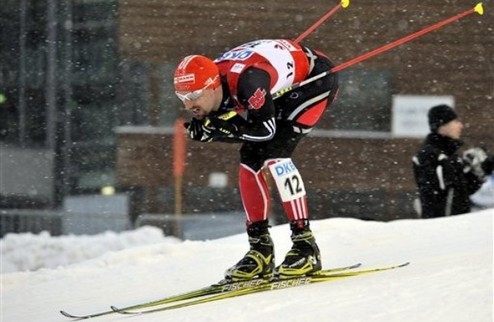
1, 1, 492, 231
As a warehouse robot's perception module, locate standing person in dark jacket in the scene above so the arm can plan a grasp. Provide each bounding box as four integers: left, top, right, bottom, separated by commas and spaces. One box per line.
412, 104, 494, 218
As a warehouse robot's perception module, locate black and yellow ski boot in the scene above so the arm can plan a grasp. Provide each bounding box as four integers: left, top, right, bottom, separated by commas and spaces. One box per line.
225, 220, 274, 281
276, 220, 321, 278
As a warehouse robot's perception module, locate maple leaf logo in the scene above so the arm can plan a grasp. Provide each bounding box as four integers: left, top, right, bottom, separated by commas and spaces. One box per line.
247, 88, 267, 110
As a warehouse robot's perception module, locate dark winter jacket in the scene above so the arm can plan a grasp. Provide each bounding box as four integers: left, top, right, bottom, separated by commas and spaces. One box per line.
412, 133, 483, 218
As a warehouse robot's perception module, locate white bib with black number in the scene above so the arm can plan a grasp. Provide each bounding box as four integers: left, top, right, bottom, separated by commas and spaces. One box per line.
267, 158, 306, 202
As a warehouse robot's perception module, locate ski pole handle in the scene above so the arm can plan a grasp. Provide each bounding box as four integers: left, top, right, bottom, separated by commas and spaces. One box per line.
293, 0, 350, 44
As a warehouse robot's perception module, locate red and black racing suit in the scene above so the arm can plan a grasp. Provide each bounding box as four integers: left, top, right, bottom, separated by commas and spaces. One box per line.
209, 39, 338, 224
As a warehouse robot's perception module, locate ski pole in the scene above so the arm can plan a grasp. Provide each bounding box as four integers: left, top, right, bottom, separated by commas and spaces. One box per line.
331, 2, 484, 73
273, 2, 484, 100
294, 0, 350, 44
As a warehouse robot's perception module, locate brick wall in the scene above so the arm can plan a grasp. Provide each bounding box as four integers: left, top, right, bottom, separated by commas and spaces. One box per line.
116, 0, 493, 220
117, 129, 424, 220
118, 0, 493, 139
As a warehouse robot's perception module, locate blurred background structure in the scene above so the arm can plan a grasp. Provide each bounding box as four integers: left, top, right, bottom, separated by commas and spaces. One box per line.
1, 0, 493, 238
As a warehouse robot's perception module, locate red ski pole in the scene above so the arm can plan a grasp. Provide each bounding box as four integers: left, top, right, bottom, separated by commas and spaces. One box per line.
331, 2, 484, 73
273, 3, 484, 99
294, 0, 350, 44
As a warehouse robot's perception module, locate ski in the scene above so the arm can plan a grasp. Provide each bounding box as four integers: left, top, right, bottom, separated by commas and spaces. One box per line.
113, 262, 409, 315
60, 263, 361, 319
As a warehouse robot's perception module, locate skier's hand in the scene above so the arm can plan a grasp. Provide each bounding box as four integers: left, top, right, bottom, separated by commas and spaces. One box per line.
205, 111, 240, 138
184, 118, 214, 142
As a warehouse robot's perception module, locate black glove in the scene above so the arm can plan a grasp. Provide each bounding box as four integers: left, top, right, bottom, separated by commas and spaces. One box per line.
184, 118, 214, 142
204, 111, 240, 139
482, 155, 494, 175
463, 147, 488, 180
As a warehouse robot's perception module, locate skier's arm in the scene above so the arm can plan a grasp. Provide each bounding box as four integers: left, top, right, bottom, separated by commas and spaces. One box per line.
207, 68, 276, 143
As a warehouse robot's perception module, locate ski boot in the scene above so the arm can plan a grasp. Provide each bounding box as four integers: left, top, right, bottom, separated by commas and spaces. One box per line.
276, 220, 321, 278
225, 220, 274, 281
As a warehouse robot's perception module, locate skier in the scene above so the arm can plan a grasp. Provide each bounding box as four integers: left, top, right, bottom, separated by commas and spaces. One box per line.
173, 39, 338, 280
412, 104, 494, 218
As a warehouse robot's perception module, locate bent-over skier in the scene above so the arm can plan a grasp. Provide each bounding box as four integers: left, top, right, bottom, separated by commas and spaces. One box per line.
173, 39, 339, 280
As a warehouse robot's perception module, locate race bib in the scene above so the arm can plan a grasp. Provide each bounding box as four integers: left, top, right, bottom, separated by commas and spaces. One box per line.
268, 159, 306, 202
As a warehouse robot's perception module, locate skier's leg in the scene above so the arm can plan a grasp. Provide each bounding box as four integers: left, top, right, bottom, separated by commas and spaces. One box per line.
238, 163, 271, 223
224, 163, 274, 281
265, 158, 321, 277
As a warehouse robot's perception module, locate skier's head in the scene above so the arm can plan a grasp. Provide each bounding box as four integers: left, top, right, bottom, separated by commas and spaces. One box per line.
174, 55, 220, 94
173, 55, 222, 119
428, 104, 463, 139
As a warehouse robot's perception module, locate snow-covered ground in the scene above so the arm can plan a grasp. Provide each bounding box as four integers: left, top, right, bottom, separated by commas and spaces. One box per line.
1, 209, 493, 322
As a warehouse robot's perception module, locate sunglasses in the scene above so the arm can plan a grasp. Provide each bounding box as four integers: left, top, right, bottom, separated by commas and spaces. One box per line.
175, 76, 219, 102
175, 88, 206, 102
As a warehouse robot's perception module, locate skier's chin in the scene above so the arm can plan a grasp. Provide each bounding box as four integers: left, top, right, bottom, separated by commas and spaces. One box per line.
194, 112, 210, 120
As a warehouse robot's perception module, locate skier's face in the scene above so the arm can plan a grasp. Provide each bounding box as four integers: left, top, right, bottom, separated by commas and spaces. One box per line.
179, 87, 221, 120
438, 119, 463, 140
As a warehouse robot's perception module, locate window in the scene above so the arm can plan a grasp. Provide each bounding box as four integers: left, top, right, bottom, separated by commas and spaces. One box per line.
322, 69, 393, 133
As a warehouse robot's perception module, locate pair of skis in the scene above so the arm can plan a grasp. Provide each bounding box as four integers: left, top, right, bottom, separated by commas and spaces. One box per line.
60, 262, 409, 319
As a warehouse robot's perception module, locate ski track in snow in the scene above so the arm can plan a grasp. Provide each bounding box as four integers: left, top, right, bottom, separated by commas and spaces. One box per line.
1, 209, 493, 322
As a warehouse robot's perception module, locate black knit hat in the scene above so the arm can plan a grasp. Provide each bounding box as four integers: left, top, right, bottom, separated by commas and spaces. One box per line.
428, 104, 458, 132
